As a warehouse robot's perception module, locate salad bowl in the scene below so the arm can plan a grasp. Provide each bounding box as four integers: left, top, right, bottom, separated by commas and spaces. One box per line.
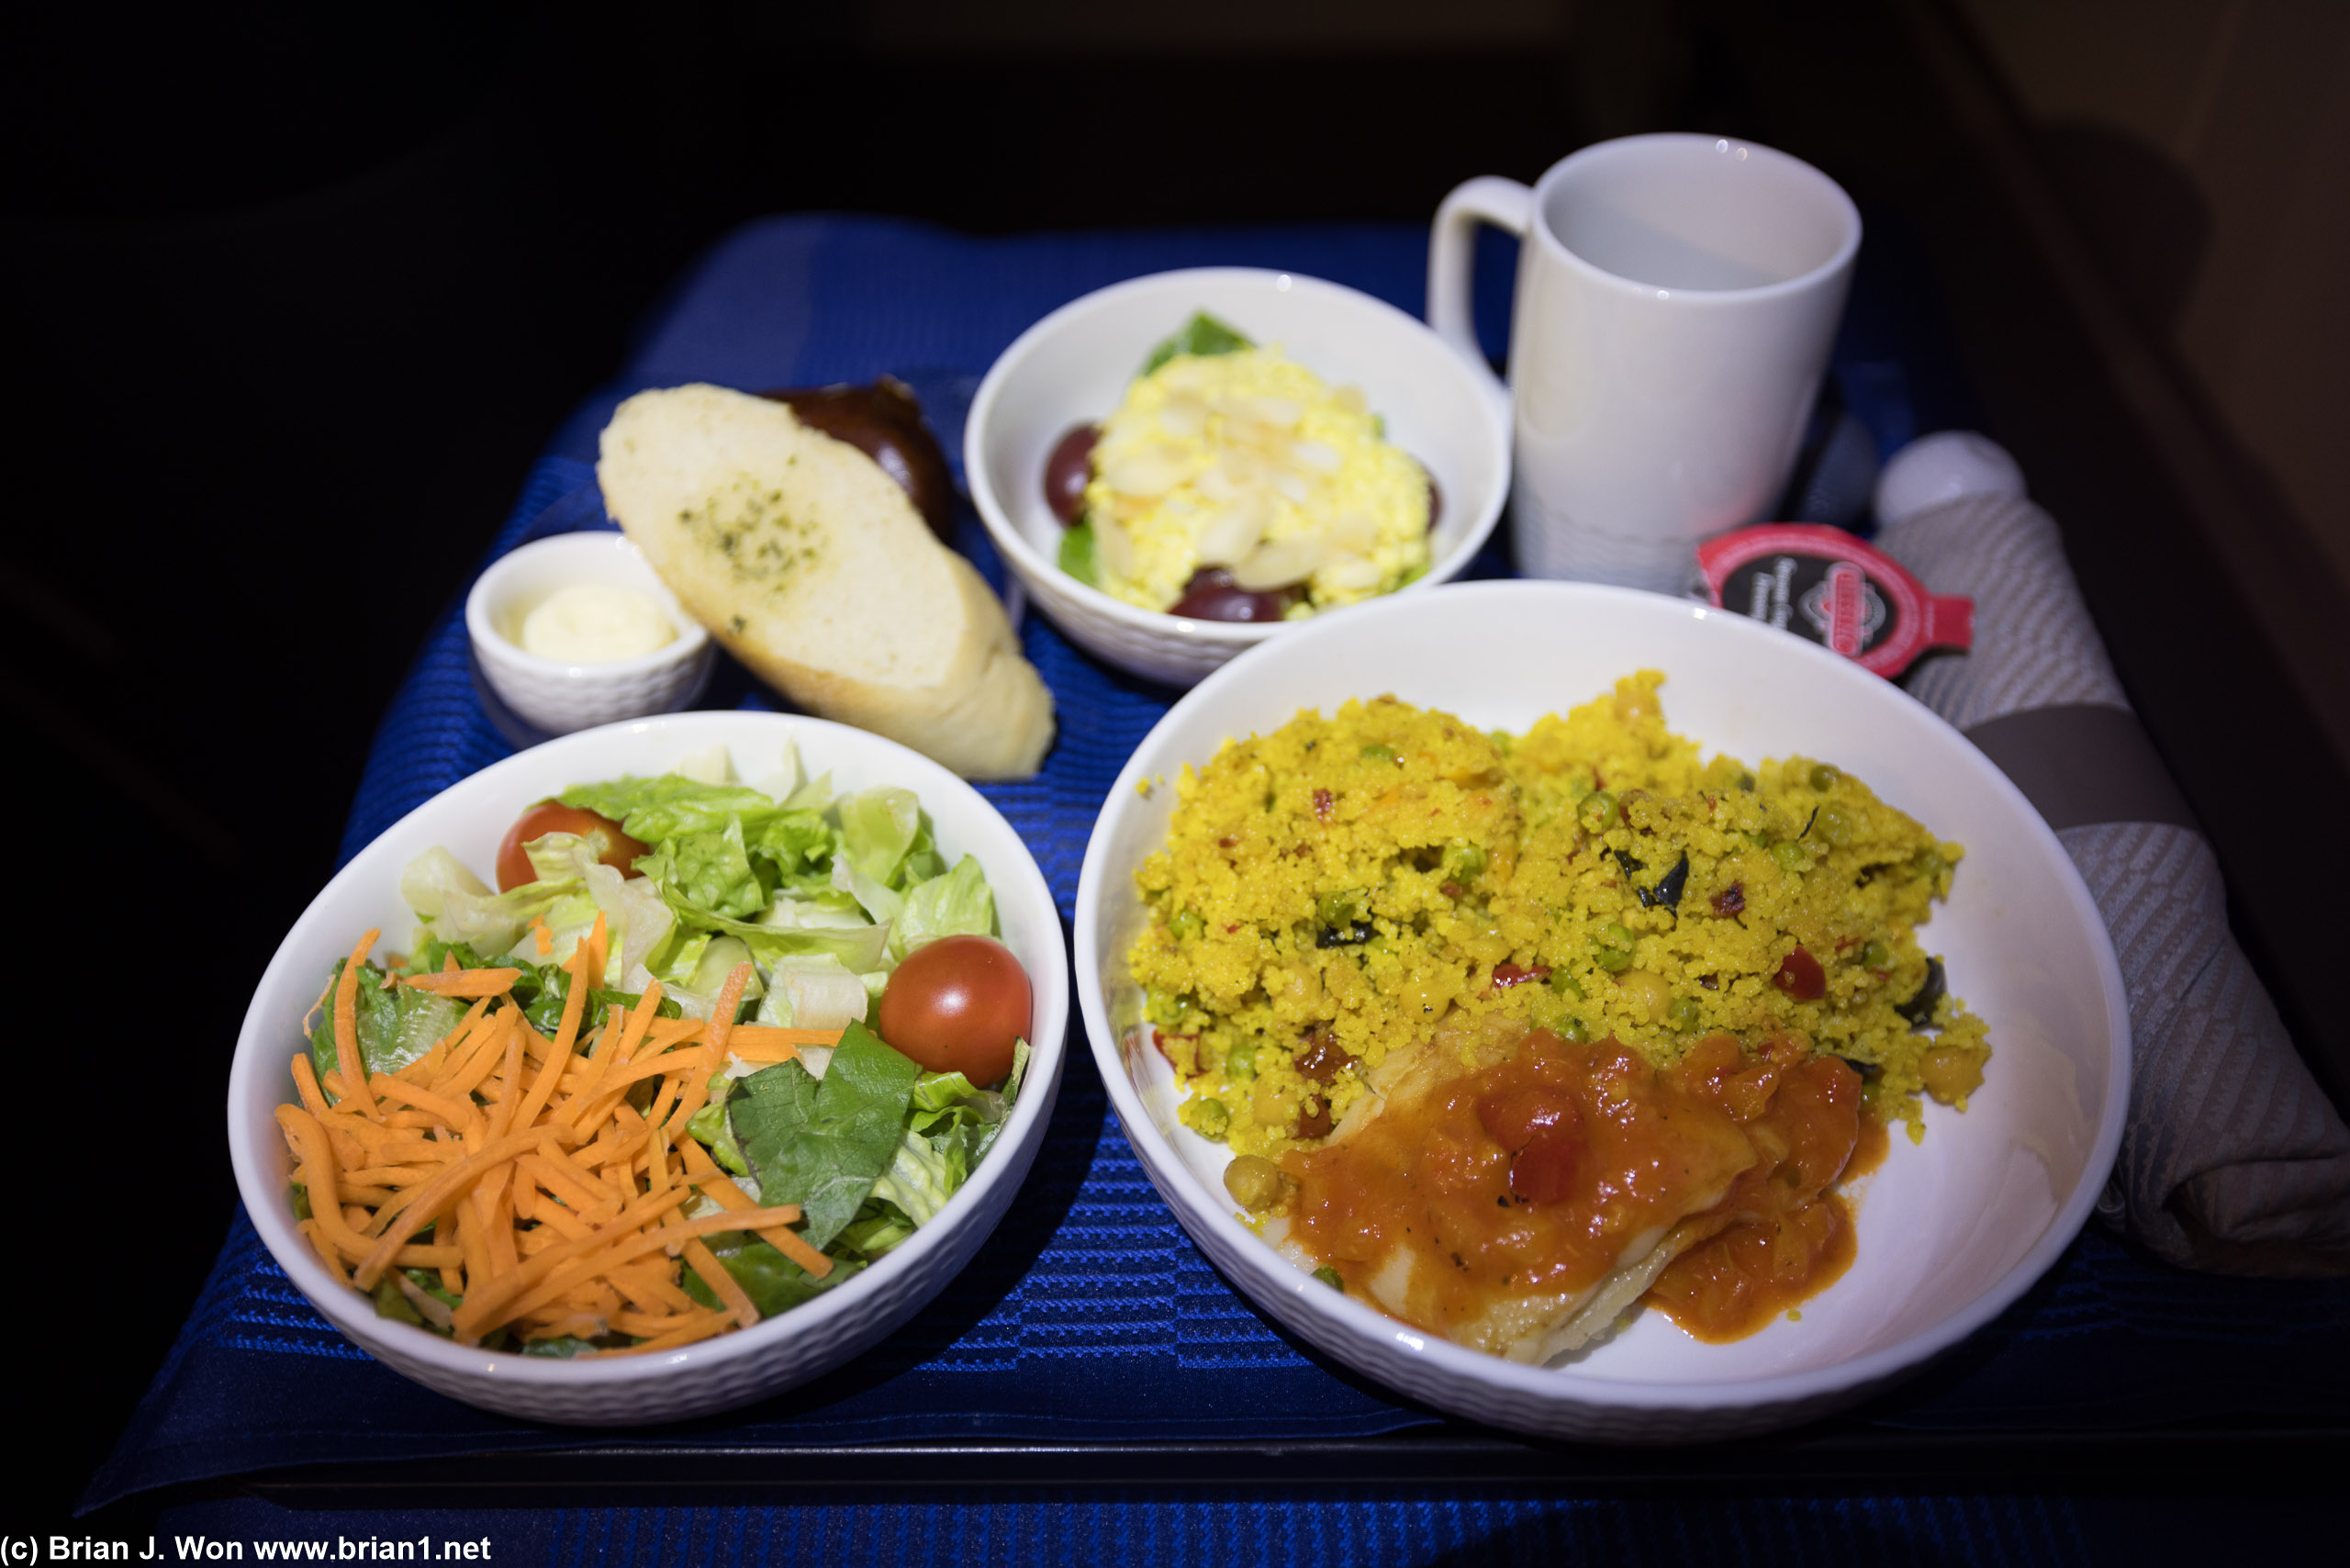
228, 711, 1069, 1425
1074, 581, 2129, 1442
966, 267, 1510, 688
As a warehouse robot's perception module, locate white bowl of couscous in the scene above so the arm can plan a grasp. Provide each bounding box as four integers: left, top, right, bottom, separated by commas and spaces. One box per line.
1074, 580, 2129, 1443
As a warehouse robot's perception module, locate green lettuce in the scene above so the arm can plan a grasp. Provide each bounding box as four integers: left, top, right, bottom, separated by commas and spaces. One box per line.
683, 1238, 863, 1318
832, 1204, 917, 1259
892, 854, 997, 961
1140, 310, 1253, 376
837, 788, 921, 887
308, 959, 469, 1086
685, 1073, 751, 1176
867, 1043, 1031, 1225
559, 775, 784, 846
664, 818, 765, 920
1058, 520, 1098, 586
427, 875, 576, 958
513, 962, 685, 1037
729, 1021, 921, 1249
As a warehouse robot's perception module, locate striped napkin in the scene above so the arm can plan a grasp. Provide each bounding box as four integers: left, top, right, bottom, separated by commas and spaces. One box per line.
1875, 490, 2350, 1275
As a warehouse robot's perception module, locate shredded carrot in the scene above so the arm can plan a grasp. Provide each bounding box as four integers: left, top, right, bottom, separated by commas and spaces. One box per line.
331, 930, 384, 1121
532, 917, 554, 957
431, 1008, 506, 1098
352, 1126, 576, 1289
459, 1205, 800, 1339
290, 1054, 333, 1122
610, 1308, 719, 1338
281, 937, 879, 1359
298, 1219, 352, 1283
706, 963, 752, 1056
645, 1016, 708, 1050
677, 1136, 834, 1280
369, 1074, 482, 1139
584, 912, 610, 993
729, 1025, 845, 1051
592, 1310, 736, 1356
681, 1236, 759, 1327
402, 969, 523, 998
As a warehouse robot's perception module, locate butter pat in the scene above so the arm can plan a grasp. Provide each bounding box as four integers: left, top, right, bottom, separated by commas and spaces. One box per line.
519, 583, 677, 663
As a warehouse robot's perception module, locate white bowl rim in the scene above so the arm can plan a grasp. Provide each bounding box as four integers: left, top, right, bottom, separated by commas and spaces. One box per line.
965, 265, 1513, 649
229, 710, 1070, 1392
1073, 577, 2131, 1414
466, 531, 711, 681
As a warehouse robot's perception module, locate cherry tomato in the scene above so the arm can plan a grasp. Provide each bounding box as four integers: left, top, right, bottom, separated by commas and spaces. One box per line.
877, 934, 1032, 1088
495, 801, 650, 891
1773, 946, 1827, 1002
1043, 423, 1099, 525
1476, 1086, 1580, 1155
1509, 1123, 1587, 1205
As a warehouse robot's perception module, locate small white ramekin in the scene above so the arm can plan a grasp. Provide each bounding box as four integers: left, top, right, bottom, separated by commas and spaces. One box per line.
466, 532, 715, 734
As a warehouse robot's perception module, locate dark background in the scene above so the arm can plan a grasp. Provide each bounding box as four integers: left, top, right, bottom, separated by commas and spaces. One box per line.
6, 0, 2344, 1518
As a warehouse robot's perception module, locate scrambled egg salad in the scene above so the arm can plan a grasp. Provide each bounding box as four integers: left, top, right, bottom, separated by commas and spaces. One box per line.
1073, 315, 1432, 617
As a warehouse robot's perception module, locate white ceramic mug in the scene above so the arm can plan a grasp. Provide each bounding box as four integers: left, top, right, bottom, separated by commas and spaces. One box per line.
1429, 134, 1862, 590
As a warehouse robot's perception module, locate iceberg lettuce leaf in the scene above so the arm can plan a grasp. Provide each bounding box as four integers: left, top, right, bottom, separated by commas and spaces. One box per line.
891, 853, 997, 962
837, 788, 921, 886
559, 775, 783, 846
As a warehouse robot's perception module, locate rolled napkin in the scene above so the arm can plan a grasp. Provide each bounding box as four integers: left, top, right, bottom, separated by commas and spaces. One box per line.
1874, 476, 2350, 1276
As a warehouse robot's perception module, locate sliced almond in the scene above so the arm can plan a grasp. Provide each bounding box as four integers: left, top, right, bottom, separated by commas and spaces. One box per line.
1270, 471, 1311, 505
1230, 534, 1326, 590
1102, 446, 1190, 498
1290, 439, 1343, 473
1158, 394, 1209, 440
1323, 557, 1383, 593
1227, 394, 1304, 430
1094, 514, 1140, 578
1194, 493, 1271, 567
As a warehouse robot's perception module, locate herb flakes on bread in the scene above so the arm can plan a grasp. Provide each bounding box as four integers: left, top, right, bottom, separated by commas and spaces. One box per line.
599, 384, 1054, 779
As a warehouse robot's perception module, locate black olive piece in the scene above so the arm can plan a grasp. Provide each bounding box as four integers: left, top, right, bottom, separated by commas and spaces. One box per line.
1315, 921, 1375, 948
1896, 956, 1947, 1028
1639, 852, 1690, 911
1611, 848, 1646, 879
1838, 1055, 1884, 1082
1619, 848, 1688, 909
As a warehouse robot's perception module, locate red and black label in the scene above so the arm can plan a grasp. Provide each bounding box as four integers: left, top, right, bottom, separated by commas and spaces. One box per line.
1695, 525, 1973, 678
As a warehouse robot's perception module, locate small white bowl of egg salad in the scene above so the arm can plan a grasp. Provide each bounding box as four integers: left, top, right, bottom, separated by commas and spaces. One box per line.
968, 268, 1511, 687
466, 530, 716, 735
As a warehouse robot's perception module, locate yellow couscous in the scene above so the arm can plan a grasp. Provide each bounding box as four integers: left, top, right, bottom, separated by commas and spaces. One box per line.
1130, 673, 1989, 1159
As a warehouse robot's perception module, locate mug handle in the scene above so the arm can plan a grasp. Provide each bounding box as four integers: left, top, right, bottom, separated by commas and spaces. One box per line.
1427, 175, 1532, 402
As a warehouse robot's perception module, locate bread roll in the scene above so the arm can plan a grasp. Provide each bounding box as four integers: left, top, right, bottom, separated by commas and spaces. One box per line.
598, 384, 1054, 779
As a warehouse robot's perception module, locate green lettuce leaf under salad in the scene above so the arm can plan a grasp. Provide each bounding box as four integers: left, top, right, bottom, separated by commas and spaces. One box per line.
1139, 310, 1252, 376
351, 742, 1027, 1355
